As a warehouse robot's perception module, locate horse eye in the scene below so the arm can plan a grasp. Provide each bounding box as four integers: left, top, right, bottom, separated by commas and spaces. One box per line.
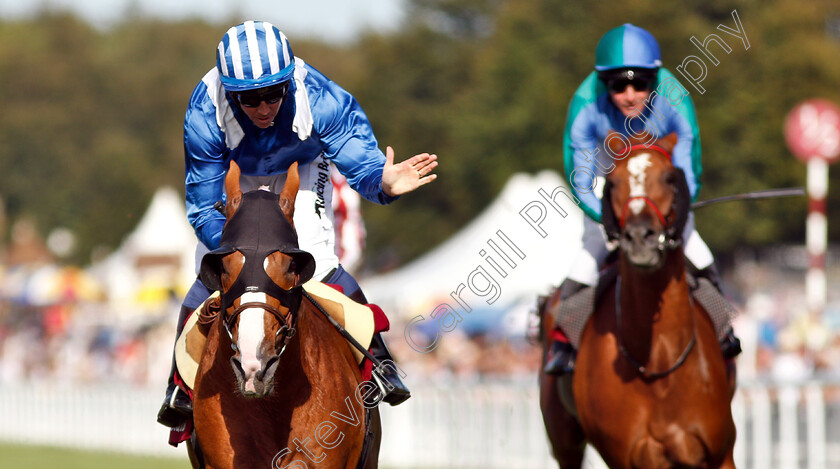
289, 259, 297, 272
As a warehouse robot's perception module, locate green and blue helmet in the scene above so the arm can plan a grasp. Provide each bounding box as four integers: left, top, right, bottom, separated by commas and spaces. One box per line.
215, 21, 295, 92
595, 23, 661, 79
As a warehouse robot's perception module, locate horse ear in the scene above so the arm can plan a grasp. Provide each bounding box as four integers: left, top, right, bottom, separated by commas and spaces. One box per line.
657, 132, 678, 154
606, 131, 628, 156
668, 167, 691, 240
601, 178, 621, 241
225, 160, 243, 221
279, 161, 299, 222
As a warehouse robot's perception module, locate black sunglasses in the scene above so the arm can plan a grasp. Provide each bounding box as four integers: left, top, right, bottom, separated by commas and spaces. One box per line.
235, 83, 289, 108
608, 78, 654, 93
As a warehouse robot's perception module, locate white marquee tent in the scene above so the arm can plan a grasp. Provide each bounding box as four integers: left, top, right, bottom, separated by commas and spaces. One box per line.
360, 170, 585, 332
88, 187, 198, 314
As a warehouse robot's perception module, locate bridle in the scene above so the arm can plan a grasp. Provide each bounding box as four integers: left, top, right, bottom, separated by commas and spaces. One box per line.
615, 278, 696, 379
197, 276, 303, 357
609, 143, 696, 377
609, 143, 686, 252
223, 297, 299, 355
196, 185, 317, 368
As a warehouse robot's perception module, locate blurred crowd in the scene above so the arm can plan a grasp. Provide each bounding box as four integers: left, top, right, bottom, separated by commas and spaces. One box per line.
1, 243, 839, 388
0, 284, 544, 386
0, 288, 177, 386
729, 250, 840, 383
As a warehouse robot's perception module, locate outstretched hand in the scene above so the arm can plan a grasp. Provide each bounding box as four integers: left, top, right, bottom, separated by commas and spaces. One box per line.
381, 146, 438, 197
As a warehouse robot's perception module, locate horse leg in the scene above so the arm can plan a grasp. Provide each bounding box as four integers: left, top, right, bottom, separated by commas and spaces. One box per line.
539, 372, 586, 468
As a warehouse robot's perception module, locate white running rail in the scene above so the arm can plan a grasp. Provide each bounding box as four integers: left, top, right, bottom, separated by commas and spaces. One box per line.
0, 380, 837, 468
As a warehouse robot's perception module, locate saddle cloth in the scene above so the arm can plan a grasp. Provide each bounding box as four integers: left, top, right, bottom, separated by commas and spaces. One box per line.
552, 267, 736, 348
175, 280, 377, 390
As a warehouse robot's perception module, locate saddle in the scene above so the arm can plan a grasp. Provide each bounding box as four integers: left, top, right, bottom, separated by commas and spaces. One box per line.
168, 282, 383, 451
548, 265, 735, 348
174, 281, 380, 390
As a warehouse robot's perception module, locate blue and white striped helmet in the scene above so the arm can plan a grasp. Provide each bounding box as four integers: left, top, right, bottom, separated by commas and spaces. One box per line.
216, 21, 295, 92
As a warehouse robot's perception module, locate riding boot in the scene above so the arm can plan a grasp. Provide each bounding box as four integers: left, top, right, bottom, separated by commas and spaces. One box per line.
543, 279, 588, 376
691, 264, 742, 359
720, 328, 742, 359
543, 339, 577, 376
156, 305, 195, 428
369, 332, 411, 406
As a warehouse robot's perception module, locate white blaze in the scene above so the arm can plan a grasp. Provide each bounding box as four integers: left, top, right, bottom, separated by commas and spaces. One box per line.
626, 153, 653, 215
238, 291, 267, 378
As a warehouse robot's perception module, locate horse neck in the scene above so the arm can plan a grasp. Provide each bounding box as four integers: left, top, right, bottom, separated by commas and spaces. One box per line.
617, 248, 694, 354
194, 310, 232, 394
297, 300, 360, 377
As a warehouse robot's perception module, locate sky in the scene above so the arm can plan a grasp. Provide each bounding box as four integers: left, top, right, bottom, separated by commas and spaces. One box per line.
0, 0, 407, 43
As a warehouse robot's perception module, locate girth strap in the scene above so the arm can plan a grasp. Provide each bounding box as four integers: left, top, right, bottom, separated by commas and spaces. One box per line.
354, 408, 375, 469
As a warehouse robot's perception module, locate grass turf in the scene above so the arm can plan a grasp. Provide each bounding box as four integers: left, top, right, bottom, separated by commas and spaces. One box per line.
0, 442, 191, 469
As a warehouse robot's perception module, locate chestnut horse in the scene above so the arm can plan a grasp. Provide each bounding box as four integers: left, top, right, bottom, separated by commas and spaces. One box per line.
188, 160, 381, 469
539, 134, 736, 468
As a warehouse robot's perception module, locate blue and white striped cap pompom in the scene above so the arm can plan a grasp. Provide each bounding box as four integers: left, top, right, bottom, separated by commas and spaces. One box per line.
216, 21, 295, 92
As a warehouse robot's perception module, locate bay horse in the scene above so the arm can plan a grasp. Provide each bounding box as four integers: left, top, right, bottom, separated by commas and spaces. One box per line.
539, 133, 736, 468
188, 160, 381, 469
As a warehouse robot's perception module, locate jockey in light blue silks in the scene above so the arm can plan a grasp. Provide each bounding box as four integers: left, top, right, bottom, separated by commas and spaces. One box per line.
157, 21, 439, 427
543, 24, 741, 375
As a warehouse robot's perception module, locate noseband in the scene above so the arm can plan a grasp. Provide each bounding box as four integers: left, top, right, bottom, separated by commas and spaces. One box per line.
619, 195, 668, 228
197, 287, 301, 357
224, 297, 298, 355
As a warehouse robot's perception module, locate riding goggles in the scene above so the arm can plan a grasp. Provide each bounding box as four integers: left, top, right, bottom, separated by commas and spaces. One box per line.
234, 82, 289, 108
607, 77, 654, 93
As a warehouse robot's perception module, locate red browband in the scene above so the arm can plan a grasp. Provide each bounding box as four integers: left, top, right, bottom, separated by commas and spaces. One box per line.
626, 143, 672, 161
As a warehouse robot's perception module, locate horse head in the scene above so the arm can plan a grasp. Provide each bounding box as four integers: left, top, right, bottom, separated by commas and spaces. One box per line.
198, 160, 315, 397
601, 132, 691, 270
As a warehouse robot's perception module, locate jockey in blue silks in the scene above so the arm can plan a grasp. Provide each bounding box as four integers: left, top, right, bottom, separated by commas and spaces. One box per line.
157, 21, 438, 427
543, 24, 741, 375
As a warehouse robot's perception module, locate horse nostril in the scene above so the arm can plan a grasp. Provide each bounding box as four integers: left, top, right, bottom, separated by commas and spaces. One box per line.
231, 356, 244, 375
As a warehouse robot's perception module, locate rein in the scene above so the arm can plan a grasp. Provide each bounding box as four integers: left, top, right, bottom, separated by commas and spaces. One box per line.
197, 295, 222, 326
614, 277, 697, 379
301, 290, 382, 367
